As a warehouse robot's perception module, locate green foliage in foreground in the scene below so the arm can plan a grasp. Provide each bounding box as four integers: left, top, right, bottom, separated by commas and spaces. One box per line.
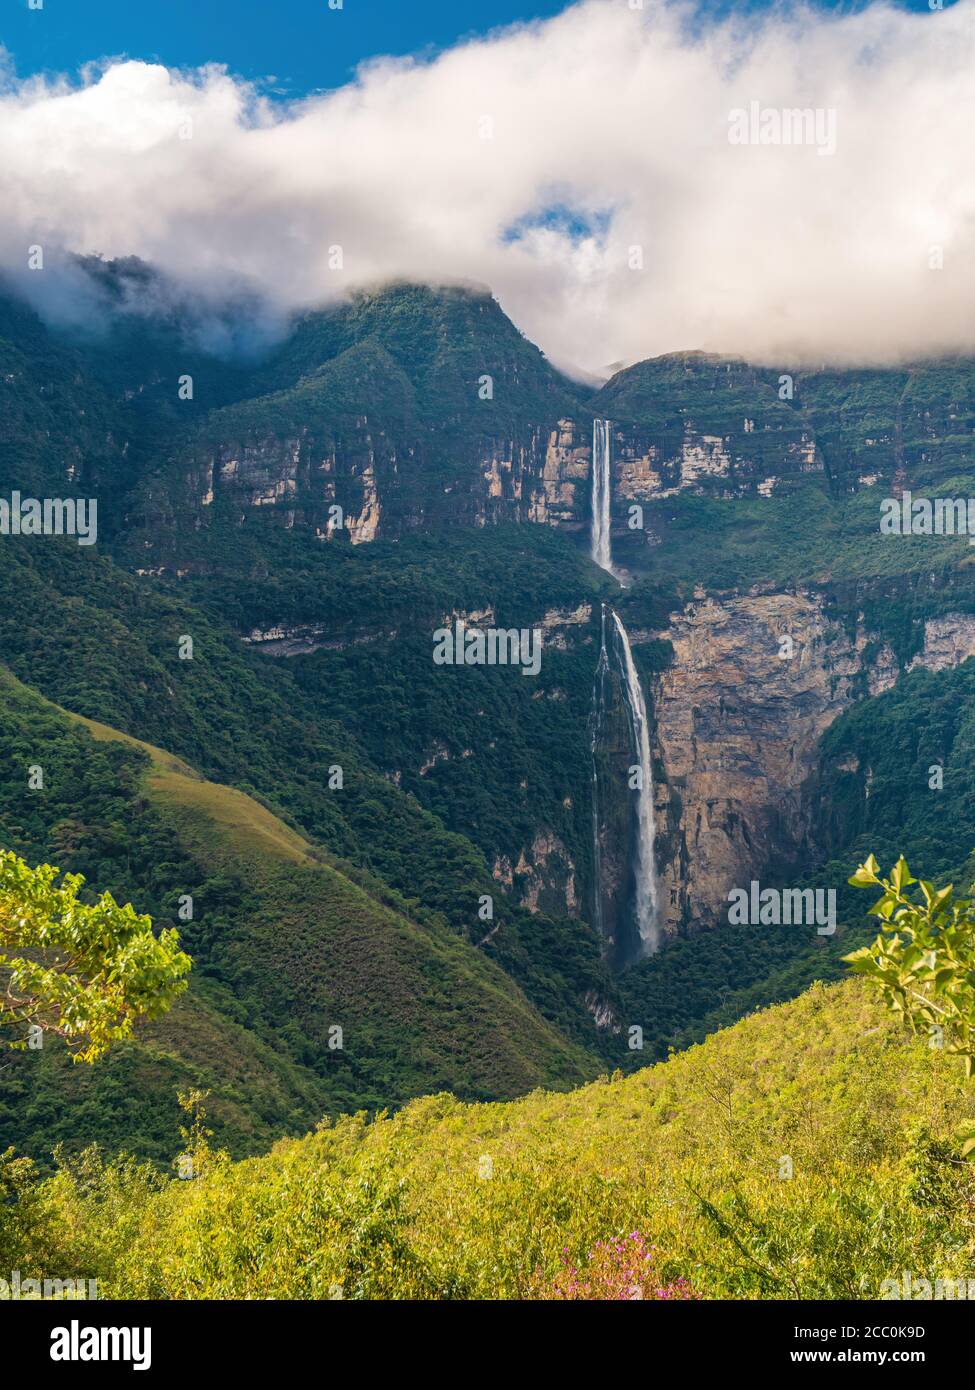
6, 980, 975, 1299
0, 850, 190, 1063
846, 855, 975, 1080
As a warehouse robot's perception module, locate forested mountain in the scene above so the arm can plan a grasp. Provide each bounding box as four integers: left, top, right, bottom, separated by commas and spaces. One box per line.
4, 264, 975, 1167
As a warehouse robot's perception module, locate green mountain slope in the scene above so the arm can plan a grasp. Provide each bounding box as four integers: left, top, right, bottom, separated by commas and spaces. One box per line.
0, 529, 622, 1060
7, 269, 975, 1186
260, 281, 582, 423
22, 978, 975, 1299
0, 668, 596, 1165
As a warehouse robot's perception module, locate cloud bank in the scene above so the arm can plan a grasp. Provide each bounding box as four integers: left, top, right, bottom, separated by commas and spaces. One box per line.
1, 0, 974, 375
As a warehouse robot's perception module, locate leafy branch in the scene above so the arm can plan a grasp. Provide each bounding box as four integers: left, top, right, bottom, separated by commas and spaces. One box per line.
0, 849, 191, 1063
844, 854, 975, 1090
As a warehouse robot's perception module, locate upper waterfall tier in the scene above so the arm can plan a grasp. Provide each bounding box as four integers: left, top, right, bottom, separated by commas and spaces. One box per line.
590, 418, 613, 574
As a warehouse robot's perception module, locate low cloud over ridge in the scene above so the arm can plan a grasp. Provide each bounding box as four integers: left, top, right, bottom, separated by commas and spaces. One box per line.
1, 0, 974, 375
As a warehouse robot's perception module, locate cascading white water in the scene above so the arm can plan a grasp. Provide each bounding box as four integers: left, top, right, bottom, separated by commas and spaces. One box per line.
611, 610, 660, 955
588, 418, 659, 956
588, 603, 611, 938
590, 418, 613, 574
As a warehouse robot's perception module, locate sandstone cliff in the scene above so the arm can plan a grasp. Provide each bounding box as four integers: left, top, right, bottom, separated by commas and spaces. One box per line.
642, 594, 975, 936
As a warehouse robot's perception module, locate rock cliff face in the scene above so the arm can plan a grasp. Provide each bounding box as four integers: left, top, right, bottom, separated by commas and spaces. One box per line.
614, 421, 821, 503
492, 831, 579, 918
591, 353, 975, 509
114, 291, 975, 563
242, 621, 399, 656
523, 423, 591, 529
180, 351, 975, 551
56, 278, 975, 965
907, 614, 975, 673
641, 595, 975, 936
185, 418, 591, 540
176, 377, 829, 546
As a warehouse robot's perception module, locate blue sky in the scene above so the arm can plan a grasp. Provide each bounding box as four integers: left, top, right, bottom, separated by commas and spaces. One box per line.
3, 0, 571, 96
1, 0, 942, 97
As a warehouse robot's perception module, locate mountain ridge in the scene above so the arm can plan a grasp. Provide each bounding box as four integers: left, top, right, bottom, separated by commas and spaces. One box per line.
4, 268, 975, 1171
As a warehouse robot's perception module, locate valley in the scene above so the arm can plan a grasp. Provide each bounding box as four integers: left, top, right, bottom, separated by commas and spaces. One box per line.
3, 0, 974, 1328
2, 268, 975, 1301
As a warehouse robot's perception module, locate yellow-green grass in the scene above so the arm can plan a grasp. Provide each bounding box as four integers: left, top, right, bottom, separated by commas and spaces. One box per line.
52, 698, 315, 868
39, 976, 972, 1301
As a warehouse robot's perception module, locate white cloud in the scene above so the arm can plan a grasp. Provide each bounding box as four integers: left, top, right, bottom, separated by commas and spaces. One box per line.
1, 0, 974, 376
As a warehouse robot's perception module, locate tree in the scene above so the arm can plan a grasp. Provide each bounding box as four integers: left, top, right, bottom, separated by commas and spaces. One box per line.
844, 854, 975, 1080
0, 849, 191, 1063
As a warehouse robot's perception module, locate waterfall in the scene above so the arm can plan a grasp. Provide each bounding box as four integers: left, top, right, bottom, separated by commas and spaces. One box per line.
589, 418, 659, 957
590, 418, 613, 574
588, 604, 611, 939
611, 610, 660, 955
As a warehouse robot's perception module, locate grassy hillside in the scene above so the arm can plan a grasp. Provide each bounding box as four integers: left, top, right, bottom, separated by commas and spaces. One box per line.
0, 531, 622, 1061
7, 272, 975, 1205
0, 669, 595, 1166
12, 978, 974, 1299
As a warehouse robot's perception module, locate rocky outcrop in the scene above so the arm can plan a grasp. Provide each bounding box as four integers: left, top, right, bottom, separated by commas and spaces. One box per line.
644, 594, 975, 936
523, 422, 591, 527
187, 417, 591, 542
442, 422, 590, 532
419, 742, 452, 777
583, 990, 620, 1032
907, 613, 975, 673
540, 602, 592, 650
242, 622, 397, 656
492, 830, 579, 917
615, 423, 820, 503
